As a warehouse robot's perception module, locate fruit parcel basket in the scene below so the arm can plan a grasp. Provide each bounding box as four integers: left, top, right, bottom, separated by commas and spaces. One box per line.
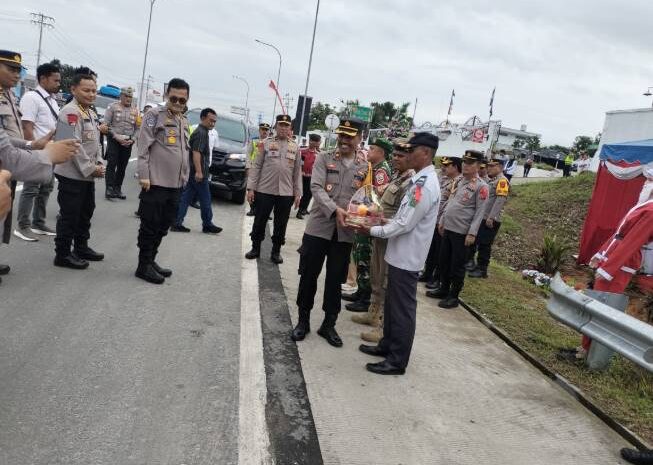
345, 184, 384, 227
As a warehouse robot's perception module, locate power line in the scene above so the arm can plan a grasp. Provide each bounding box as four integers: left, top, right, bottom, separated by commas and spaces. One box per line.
30, 12, 54, 68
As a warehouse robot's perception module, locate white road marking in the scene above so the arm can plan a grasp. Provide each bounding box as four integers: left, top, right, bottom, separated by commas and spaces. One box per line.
238, 213, 274, 465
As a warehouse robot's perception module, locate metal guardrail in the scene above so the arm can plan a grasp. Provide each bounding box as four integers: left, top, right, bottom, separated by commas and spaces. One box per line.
547, 273, 653, 372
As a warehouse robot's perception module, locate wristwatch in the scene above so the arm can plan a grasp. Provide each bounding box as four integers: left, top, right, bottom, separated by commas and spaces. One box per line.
26, 141, 32, 149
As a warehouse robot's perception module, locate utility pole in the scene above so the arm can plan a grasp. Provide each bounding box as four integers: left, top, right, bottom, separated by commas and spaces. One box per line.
283, 93, 294, 116
30, 12, 55, 68
139, 0, 157, 109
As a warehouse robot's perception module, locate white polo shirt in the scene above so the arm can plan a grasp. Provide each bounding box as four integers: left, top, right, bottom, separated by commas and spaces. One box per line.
20, 85, 60, 138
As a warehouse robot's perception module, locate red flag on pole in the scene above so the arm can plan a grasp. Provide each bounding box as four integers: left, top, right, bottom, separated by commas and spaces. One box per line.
268, 80, 287, 115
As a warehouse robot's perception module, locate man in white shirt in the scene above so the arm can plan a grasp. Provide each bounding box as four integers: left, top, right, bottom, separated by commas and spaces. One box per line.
15, 62, 60, 241
353, 133, 441, 375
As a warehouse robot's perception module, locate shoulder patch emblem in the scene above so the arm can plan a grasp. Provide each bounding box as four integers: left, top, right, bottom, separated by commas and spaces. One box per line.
496, 179, 510, 196
145, 114, 157, 128
374, 170, 390, 187
479, 185, 489, 200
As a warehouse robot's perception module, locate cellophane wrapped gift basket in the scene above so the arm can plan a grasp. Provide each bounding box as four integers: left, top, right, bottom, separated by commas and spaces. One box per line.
345, 183, 384, 227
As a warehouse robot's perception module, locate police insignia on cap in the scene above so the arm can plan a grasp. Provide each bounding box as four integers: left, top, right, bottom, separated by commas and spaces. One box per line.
326, 184, 333, 192
344, 121, 351, 127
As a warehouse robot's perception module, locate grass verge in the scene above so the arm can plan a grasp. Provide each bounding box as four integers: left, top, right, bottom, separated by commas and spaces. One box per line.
461, 261, 653, 444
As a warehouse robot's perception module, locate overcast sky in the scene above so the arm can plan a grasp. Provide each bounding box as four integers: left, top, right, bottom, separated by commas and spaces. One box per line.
2, 0, 652, 145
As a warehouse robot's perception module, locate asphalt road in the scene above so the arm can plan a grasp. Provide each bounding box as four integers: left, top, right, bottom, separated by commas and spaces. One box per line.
0, 164, 242, 464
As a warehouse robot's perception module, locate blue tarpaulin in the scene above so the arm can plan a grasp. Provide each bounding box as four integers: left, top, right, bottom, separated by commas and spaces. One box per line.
600, 139, 653, 163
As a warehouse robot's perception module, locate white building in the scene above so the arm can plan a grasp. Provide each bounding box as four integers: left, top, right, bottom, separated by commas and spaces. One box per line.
495, 124, 541, 152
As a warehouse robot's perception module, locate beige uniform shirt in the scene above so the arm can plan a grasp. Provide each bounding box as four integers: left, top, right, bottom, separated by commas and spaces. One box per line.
439, 175, 489, 236
0, 90, 23, 139
247, 136, 302, 197
53, 100, 101, 182
0, 127, 52, 182
484, 173, 510, 222
137, 106, 190, 189
304, 149, 369, 243
380, 169, 415, 219
105, 101, 137, 138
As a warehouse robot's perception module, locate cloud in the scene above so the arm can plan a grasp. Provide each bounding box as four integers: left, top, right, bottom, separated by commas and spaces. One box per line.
2, 0, 652, 145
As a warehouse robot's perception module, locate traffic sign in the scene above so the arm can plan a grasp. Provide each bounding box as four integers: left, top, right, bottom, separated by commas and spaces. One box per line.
325, 114, 340, 130
352, 105, 372, 122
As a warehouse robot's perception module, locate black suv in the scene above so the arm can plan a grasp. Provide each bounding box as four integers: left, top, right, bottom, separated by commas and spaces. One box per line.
186, 109, 249, 204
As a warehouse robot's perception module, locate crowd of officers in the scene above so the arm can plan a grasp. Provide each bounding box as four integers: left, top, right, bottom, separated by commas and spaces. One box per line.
244, 111, 512, 375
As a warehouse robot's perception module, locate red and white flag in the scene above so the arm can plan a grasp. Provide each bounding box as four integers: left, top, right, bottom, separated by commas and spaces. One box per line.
268, 80, 287, 115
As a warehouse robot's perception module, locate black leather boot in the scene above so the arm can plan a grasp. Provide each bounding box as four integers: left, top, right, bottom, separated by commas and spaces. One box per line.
291, 309, 311, 341
135, 262, 165, 284
464, 259, 476, 272
621, 448, 653, 465
152, 262, 172, 278
74, 243, 104, 261
345, 291, 370, 312
270, 244, 283, 264
54, 254, 89, 270
468, 267, 488, 278
317, 314, 343, 347
341, 290, 360, 302
245, 242, 261, 259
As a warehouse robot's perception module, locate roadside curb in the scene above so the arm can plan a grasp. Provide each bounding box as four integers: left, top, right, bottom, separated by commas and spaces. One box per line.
458, 298, 651, 451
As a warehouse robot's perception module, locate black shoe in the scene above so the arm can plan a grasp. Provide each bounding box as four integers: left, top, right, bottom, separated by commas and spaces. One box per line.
135, 263, 165, 284
134, 211, 140, 217
54, 254, 89, 270
621, 448, 653, 465
115, 189, 126, 200
202, 224, 222, 234
468, 268, 488, 278
74, 246, 104, 261
464, 259, 477, 272
105, 186, 117, 200
359, 344, 387, 357
190, 201, 201, 209
152, 261, 172, 278
0, 264, 9, 275
438, 297, 459, 309
425, 280, 439, 290
366, 360, 405, 376
345, 300, 370, 313
291, 320, 311, 342
245, 245, 260, 259
270, 252, 284, 264
296, 212, 304, 220
171, 224, 191, 232
418, 274, 430, 283
317, 325, 343, 347
246, 208, 256, 217
426, 288, 448, 299
341, 290, 359, 302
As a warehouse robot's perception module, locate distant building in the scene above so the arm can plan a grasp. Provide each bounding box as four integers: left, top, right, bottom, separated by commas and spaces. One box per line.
494, 124, 541, 152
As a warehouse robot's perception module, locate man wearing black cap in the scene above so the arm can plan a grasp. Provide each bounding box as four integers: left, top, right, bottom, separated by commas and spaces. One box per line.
468, 158, 510, 278
431, 150, 489, 308
245, 114, 302, 264
423, 156, 462, 290
292, 117, 369, 347
246, 122, 271, 217
355, 132, 441, 375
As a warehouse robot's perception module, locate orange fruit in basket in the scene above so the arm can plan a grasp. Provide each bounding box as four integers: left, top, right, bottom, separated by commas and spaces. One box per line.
357, 204, 368, 216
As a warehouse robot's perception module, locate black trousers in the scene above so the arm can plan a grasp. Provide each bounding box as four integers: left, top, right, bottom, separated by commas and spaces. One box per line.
55, 175, 96, 257
296, 233, 352, 317
379, 264, 419, 369
105, 139, 132, 190
523, 165, 532, 177
298, 176, 312, 212
137, 186, 180, 264
2, 180, 17, 244
250, 192, 294, 247
438, 229, 469, 298
476, 221, 501, 270
422, 227, 442, 282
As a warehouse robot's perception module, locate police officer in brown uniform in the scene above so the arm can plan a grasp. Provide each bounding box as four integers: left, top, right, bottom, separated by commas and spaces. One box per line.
136, 78, 191, 284
430, 150, 488, 308
245, 114, 302, 264
104, 86, 137, 200
468, 157, 510, 278
53, 71, 106, 269
292, 117, 369, 347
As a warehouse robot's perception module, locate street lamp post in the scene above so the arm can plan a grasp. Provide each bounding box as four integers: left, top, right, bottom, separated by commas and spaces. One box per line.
297, 0, 321, 145
643, 87, 653, 108
255, 39, 282, 122
233, 75, 250, 124
138, 0, 156, 109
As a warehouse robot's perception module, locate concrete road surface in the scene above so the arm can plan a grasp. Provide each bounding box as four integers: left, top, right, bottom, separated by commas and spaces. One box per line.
0, 160, 632, 465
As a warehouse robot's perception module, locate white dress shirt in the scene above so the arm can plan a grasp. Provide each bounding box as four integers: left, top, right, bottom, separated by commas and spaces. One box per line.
208, 128, 219, 165
370, 164, 441, 271
19, 85, 60, 138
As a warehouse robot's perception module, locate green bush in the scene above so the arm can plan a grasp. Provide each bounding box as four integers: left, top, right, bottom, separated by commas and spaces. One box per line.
537, 234, 571, 274
535, 162, 555, 171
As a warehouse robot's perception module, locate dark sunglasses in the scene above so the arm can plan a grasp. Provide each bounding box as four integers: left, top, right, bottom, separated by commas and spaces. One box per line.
168, 96, 188, 104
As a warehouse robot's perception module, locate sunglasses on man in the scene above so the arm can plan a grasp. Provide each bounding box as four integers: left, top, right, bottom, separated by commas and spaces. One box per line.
168, 96, 188, 105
